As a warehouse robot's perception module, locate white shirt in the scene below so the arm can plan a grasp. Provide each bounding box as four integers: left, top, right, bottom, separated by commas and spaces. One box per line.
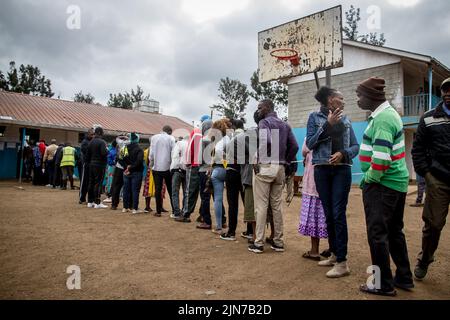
213, 135, 230, 164
150, 132, 175, 171
170, 139, 188, 171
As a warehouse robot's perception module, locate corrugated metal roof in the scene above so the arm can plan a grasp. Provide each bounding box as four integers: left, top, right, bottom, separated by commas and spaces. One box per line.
0, 90, 192, 135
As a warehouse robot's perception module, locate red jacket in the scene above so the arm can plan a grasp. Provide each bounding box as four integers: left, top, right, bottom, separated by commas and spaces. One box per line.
185, 128, 202, 167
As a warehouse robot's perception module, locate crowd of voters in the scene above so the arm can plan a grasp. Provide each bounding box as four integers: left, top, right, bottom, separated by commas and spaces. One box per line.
22, 77, 450, 297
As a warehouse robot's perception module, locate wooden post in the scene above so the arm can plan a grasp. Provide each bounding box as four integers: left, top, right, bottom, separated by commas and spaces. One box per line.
428, 65, 433, 111
18, 128, 26, 184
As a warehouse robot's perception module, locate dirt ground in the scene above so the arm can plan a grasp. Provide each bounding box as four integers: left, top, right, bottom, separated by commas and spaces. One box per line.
0, 180, 448, 300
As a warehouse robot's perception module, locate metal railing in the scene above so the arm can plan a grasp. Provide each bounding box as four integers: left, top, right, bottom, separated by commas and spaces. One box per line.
403, 94, 441, 116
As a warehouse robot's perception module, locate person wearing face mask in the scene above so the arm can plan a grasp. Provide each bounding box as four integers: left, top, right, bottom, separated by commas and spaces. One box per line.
305, 86, 359, 278
357, 77, 413, 296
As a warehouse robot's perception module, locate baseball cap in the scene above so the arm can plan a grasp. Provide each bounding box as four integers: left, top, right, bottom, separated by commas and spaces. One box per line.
200, 115, 211, 123
440, 77, 450, 91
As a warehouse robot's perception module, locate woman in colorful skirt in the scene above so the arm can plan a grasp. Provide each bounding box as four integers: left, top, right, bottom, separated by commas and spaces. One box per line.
142, 145, 155, 212
299, 139, 328, 261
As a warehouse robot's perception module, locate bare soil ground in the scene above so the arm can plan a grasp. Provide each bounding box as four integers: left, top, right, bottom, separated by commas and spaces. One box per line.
0, 180, 448, 300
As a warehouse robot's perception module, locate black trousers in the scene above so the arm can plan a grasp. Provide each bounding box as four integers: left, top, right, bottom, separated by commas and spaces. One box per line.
46, 160, 55, 186
53, 165, 62, 187
79, 163, 90, 202
111, 167, 124, 208
88, 165, 106, 204
153, 170, 173, 214
362, 183, 413, 291
226, 169, 244, 236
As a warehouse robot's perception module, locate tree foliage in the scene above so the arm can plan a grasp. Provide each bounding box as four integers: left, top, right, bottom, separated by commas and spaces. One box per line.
211, 77, 250, 121
73, 91, 95, 104
107, 85, 150, 109
0, 61, 54, 97
343, 5, 386, 47
250, 70, 288, 120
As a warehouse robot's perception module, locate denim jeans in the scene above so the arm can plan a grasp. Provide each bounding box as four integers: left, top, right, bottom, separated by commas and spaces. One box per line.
183, 166, 200, 218
314, 165, 351, 262
123, 171, 143, 210
211, 167, 226, 230
171, 169, 186, 216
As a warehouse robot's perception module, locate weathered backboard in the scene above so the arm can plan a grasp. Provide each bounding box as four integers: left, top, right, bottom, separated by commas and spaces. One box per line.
258, 5, 343, 83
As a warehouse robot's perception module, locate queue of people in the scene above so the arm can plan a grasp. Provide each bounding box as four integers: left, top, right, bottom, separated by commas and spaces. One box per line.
23, 76, 450, 298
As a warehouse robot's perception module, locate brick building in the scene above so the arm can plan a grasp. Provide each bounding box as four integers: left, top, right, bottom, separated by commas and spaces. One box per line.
288, 40, 450, 182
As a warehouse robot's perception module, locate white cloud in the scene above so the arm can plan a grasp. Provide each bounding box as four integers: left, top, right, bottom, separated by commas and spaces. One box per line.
181, 0, 250, 23
386, 0, 421, 7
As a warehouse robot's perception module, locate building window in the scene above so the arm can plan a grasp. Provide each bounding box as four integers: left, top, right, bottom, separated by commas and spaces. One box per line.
0, 126, 5, 137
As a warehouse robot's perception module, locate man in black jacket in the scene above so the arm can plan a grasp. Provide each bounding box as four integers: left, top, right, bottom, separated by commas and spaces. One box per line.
79, 128, 94, 203
412, 77, 450, 280
86, 126, 108, 209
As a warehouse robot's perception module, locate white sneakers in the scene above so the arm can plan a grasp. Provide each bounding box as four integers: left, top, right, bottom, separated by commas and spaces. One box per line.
122, 208, 130, 213
103, 197, 112, 203
87, 202, 108, 209
326, 261, 350, 278
131, 209, 143, 214
318, 254, 350, 278
318, 253, 337, 266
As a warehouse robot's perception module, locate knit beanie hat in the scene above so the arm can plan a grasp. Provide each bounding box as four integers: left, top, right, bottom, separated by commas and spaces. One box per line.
356, 77, 386, 101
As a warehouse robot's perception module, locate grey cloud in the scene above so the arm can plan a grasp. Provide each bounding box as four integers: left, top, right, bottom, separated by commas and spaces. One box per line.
1, 0, 449, 126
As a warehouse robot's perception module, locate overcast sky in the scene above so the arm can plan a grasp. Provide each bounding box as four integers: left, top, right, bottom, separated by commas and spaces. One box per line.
1, 0, 449, 126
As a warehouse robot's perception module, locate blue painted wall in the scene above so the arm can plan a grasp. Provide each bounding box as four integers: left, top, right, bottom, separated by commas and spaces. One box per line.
0, 142, 19, 179
293, 116, 418, 184
292, 121, 367, 184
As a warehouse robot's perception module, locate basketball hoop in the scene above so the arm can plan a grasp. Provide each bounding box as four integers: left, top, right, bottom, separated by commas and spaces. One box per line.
270, 49, 300, 66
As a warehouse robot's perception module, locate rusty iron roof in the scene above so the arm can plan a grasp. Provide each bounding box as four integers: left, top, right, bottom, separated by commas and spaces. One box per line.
0, 90, 192, 136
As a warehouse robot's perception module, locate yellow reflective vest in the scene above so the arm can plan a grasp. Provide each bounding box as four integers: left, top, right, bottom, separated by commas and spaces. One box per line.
60, 146, 76, 167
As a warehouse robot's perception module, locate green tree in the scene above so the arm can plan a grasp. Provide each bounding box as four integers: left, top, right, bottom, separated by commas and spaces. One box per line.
250, 70, 288, 120
1, 61, 54, 97
73, 91, 95, 104
211, 77, 250, 121
343, 5, 386, 46
0, 71, 7, 90
130, 85, 150, 102
107, 85, 150, 109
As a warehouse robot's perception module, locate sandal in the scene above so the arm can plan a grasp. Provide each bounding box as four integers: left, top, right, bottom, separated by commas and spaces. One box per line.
302, 251, 321, 261
359, 284, 397, 297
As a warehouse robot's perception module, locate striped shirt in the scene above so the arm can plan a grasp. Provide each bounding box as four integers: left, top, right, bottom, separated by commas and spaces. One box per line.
359, 101, 409, 192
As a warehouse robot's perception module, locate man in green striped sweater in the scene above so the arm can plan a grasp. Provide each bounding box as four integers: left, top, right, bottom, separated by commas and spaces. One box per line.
356, 77, 413, 297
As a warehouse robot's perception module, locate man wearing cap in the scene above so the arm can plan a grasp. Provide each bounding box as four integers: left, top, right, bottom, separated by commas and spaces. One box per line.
43, 138, 58, 187
412, 77, 450, 280
357, 77, 413, 296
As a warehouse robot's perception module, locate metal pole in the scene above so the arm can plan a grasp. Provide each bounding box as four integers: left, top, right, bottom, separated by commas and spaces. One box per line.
428, 65, 433, 111
314, 72, 320, 90
18, 127, 26, 184
326, 69, 331, 87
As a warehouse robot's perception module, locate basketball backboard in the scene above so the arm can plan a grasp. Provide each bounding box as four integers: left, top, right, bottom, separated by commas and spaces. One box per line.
258, 5, 343, 83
